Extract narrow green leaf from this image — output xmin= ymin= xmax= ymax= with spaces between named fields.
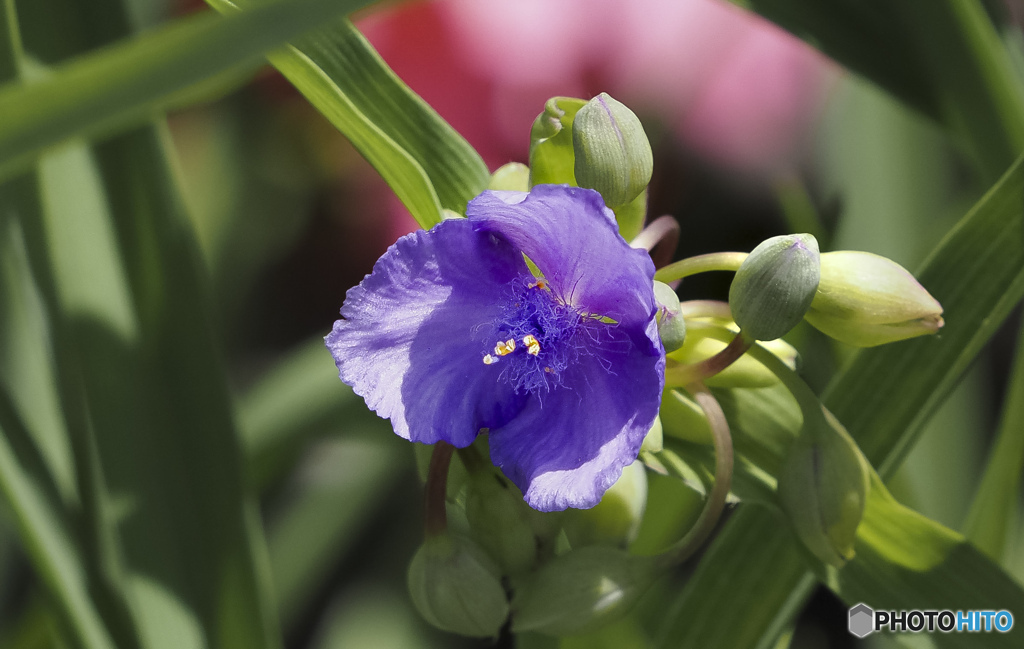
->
xmin=0 ymin=0 xmax=374 ymax=182
xmin=1 ymin=5 xmax=143 ymax=648
xmin=657 ymin=153 xmax=1024 ymax=648
xmin=963 ymin=321 xmax=1024 ymax=561
xmin=0 ymin=389 xmax=115 ymax=649
xmin=285 ymin=18 xmax=489 ymax=216
xmin=206 ymin=0 xmax=490 ymax=226
xmin=664 ymin=383 xmax=1024 ymax=648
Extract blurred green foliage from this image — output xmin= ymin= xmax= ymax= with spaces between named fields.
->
xmin=0 ymin=0 xmax=1022 ymax=648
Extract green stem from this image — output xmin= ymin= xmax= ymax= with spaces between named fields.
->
xmin=654 ymin=252 xmax=747 ymax=283
xmin=425 ymin=442 xmax=454 ymax=538
xmin=687 ymin=322 xmax=821 ymax=416
xmin=664 ymin=330 xmax=753 ymax=387
xmin=657 ymin=383 xmax=733 ymax=567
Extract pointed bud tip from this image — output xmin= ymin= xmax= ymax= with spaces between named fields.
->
xmin=805 ymin=251 xmax=945 ymax=347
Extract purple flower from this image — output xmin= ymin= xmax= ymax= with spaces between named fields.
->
xmin=326 ymin=185 xmax=664 ymax=511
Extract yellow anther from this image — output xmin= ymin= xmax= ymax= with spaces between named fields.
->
xmin=494 ymin=338 xmax=516 ymax=356
xmin=529 ymin=280 xmax=547 ymax=290
xmin=523 ymin=334 xmax=541 ymax=356
xmin=483 ymin=354 xmax=498 ymax=365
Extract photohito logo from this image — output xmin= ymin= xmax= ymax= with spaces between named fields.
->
xmin=848 ymin=603 xmax=1014 ymax=638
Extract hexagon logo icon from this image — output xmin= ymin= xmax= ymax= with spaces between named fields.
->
xmin=849 ymin=603 xmax=874 ymax=638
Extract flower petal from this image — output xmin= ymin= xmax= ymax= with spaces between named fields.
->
xmin=486 ymin=319 xmax=664 ymax=511
xmin=326 ymin=219 xmax=530 ymax=446
xmin=467 ymin=184 xmax=658 ymax=342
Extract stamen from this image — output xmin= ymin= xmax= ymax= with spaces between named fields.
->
xmin=523 ymin=334 xmax=541 ymax=356
xmin=483 ymin=354 xmax=499 ymax=365
xmin=494 ymin=338 xmax=516 ymax=356
xmin=529 ymin=280 xmax=547 ymax=290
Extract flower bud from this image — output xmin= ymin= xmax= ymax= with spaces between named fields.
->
xmin=653 ymin=281 xmax=686 ymax=353
xmin=804 ymin=251 xmax=944 ymax=347
xmin=572 ymin=93 xmax=653 ymax=208
xmin=564 ymin=460 xmax=648 ymax=548
xmin=407 ymin=533 xmax=510 ymax=637
xmin=640 ymin=416 xmax=664 ymax=454
xmin=466 ymin=468 xmax=539 ymax=575
xmin=729 ymin=234 xmax=820 ymax=341
xmin=489 ymin=162 xmax=531 ymax=192
xmin=511 ymin=547 xmax=656 ymax=635
xmin=659 ymin=389 xmax=712 ymax=445
xmin=777 ymin=408 xmax=869 ymax=567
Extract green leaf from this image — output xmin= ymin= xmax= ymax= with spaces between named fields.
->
xmin=657 ymin=152 xmax=1024 ymax=647
xmin=0 ymin=381 xmax=115 ymax=649
xmin=0 ymin=0 xmax=375 ymax=183
xmin=206 ymin=1 xmax=490 ymax=227
xmin=663 ymin=384 xmax=1024 ymax=648
xmin=963 ymin=321 xmax=1024 ymax=561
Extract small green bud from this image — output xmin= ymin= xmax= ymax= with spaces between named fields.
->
xmin=777 ymin=408 xmax=869 ymax=567
xmin=572 ymin=93 xmax=654 ymax=208
xmin=564 ymin=460 xmax=648 ymax=548
xmin=804 ymin=251 xmax=944 ymax=347
xmin=407 ymin=533 xmax=509 ymax=637
xmin=466 ymin=468 xmax=538 ymax=575
xmin=729 ymin=234 xmax=820 ymax=341
xmin=489 ymin=162 xmax=531 ymax=192
xmin=653 ymin=281 xmax=686 ymax=353
xmin=511 ymin=547 xmax=657 ymax=636
xmin=640 ymin=416 xmax=664 ymax=455
xmin=659 ymin=389 xmax=712 ymax=445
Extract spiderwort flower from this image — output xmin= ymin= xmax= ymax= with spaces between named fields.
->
xmin=326 ymin=185 xmax=664 ymax=511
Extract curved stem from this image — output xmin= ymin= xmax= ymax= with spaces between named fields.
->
xmin=424 ymin=442 xmax=455 ymax=538
xmin=689 ymin=321 xmax=821 ymax=415
xmin=664 ymin=330 xmax=753 ymax=387
xmin=657 ymin=383 xmax=734 ymax=567
xmin=631 ymin=215 xmax=680 ymax=269
xmin=654 ymin=252 xmax=748 ymax=283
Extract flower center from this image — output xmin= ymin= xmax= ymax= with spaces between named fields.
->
xmin=482 ymin=278 xmax=602 ymax=394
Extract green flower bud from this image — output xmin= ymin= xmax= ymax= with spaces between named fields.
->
xmin=407 ymin=533 xmax=509 ymax=637
xmin=564 ymin=460 xmax=648 ymax=548
xmin=804 ymin=251 xmax=944 ymax=347
xmin=466 ymin=468 xmax=539 ymax=575
xmin=653 ymin=281 xmax=686 ymax=353
xmin=729 ymin=234 xmax=820 ymax=341
xmin=640 ymin=416 xmax=664 ymax=454
xmin=572 ymin=93 xmax=653 ymax=208
xmin=659 ymin=389 xmax=712 ymax=445
xmin=777 ymin=408 xmax=869 ymax=567
xmin=489 ymin=162 xmax=531 ymax=192
xmin=511 ymin=547 xmax=657 ymax=636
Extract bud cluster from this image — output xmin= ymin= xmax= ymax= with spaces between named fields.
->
xmin=406 ymin=93 xmax=947 ymax=640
